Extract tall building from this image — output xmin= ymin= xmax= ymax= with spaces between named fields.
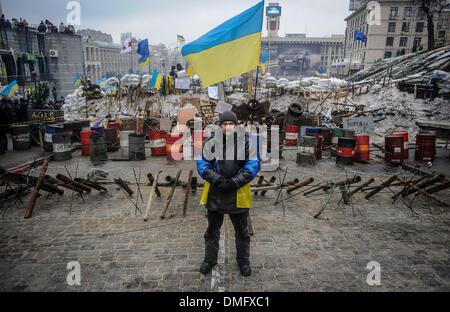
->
xmin=77 ymin=29 xmax=113 ymax=43
xmin=344 ymin=0 xmax=450 ymax=74
xmin=0 ymin=22 xmax=84 ymax=97
xmin=262 ymin=2 xmax=344 ymax=78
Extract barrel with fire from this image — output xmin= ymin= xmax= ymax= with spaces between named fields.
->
xmin=354 ymin=134 xmax=370 ymax=162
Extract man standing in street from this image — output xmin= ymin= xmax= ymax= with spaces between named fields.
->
xmin=197 ymin=111 xmax=260 ymax=277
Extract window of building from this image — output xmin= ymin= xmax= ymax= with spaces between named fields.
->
xmin=404 ymin=7 xmax=412 ymax=18
xmin=399 ymin=37 xmax=408 ymax=47
xmin=389 ymin=7 xmax=398 ymax=19
xmin=386 ymin=37 xmax=394 ymax=46
xmin=415 ymin=22 xmax=424 ymax=33
xmin=401 ymin=22 xmax=410 ymax=32
xmin=413 ymin=37 xmax=422 ymax=51
xmin=417 ymin=8 xmax=426 ymax=20
xmin=384 ymin=51 xmax=393 ymax=59
xmin=388 ymin=22 xmax=396 ymax=32
xmin=438 ymin=30 xmax=446 ymax=39
xmin=439 ymin=18 xmax=448 ymax=29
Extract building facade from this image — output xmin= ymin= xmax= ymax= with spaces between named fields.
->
xmin=262 ymin=2 xmax=345 ymax=78
xmin=344 ymin=0 xmax=450 ymax=73
xmin=0 ymin=24 xmax=84 ymax=97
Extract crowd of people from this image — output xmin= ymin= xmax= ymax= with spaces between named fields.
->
xmin=0 ymin=14 xmax=75 ymax=35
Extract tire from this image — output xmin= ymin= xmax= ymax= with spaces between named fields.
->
xmin=288 ymin=103 xmax=303 ymax=117
xmin=247 ymin=99 xmax=261 ymax=112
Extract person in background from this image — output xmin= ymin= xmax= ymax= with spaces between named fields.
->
xmin=37 ymin=21 xmax=47 ymax=33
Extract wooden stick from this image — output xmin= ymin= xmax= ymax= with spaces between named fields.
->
xmin=161 ymin=169 xmax=182 ymax=219
xmin=144 ymin=170 xmax=162 ymax=222
xmin=24 ymin=157 xmax=49 ymax=219
xmin=182 ymin=170 xmax=194 ymax=218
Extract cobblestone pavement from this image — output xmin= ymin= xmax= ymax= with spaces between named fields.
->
xmin=0 ymin=148 xmax=449 ymax=291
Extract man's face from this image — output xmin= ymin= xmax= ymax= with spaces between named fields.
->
xmin=221 ymin=121 xmax=236 ymax=136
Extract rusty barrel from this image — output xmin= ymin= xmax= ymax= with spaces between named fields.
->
xmin=321 ymin=128 xmax=333 ymax=148
xmin=415 ymin=132 xmax=436 ymax=162
xmin=336 ymin=137 xmax=356 ymax=166
xmin=392 ymin=130 xmax=409 ymax=160
xmin=355 ymin=134 xmax=370 ymax=162
xmin=385 ymin=135 xmax=404 ymax=164
xmin=80 ymin=130 xmax=96 ymax=156
xmin=297 ymin=136 xmax=316 ymax=165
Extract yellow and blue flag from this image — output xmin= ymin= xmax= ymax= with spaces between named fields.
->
xmin=73 ymin=74 xmax=82 ymax=89
xmin=149 ymin=69 xmax=164 ymax=90
xmin=1 ymin=80 xmax=19 ymax=97
xmin=181 ymin=1 xmax=264 ymax=87
xmin=177 ymin=35 xmax=185 ymax=45
xmin=315 ymin=67 xmax=328 ymax=78
xmin=137 ymin=39 xmax=151 ymax=66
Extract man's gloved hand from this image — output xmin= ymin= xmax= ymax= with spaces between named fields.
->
xmin=217 ymin=178 xmax=237 ymax=192
xmin=213 ymin=175 xmax=226 ymax=187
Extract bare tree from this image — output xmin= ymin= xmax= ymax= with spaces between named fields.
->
xmin=415 ymin=0 xmax=449 ymax=50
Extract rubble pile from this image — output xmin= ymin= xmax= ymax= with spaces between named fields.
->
xmin=349 ymin=44 xmax=450 ymax=94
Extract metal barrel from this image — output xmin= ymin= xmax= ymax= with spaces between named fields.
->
xmin=296 ymin=136 xmax=316 ymax=165
xmin=11 ymin=125 xmax=31 ymax=150
xmin=52 ymin=133 xmax=73 ymax=161
xmin=90 ymin=133 xmax=108 ymax=163
xmin=385 ymin=135 xmax=404 ymax=164
xmin=336 ymin=137 xmax=356 ymax=166
xmin=0 ymin=128 xmax=7 ymax=154
xmin=120 ymin=130 xmax=134 ymax=158
xmin=71 ymin=121 xmax=84 ymax=142
xmin=285 ymin=125 xmax=300 ymax=146
xmin=391 ymin=130 xmax=409 ymax=160
xmin=355 ymin=134 xmax=370 ymax=162
xmin=44 ymin=124 xmax=64 ymax=152
xmin=149 ymin=130 xmax=167 ymax=156
xmin=104 ymin=128 xmax=119 ymax=152
xmin=415 ymin=132 xmax=436 ymax=162
xmin=128 ymin=133 xmax=146 ymax=161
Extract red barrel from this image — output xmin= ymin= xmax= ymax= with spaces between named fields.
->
xmin=355 ymin=134 xmax=370 ymax=161
xmin=285 ymin=125 xmax=299 ymax=146
xmin=392 ymin=130 xmax=409 ymax=160
xmin=107 ymin=121 xmax=121 ymax=134
xmin=415 ymin=133 xmax=436 ymax=162
xmin=336 ymin=137 xmax=356 ymax=166
xmin=166 ymin=132 xmax=184 ymax=161
xmin=385 ymin=135 xmax=404 ymax=164
xmin=149 ymin=130 xmax=167 ymax=156
xmin=80 ymin=130 xmax=96 ymax=156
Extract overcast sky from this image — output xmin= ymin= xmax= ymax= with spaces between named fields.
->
xmin=1 ymin=0 xmax=349 ymax=46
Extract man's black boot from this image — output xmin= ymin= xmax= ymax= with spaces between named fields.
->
xmin=239 ymin=264 xmax=251 ymax=277
xmin=200 ymin=262 xmax=216 ymax=275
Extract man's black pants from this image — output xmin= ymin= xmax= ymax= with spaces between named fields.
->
xmin=204 ymin=210 xmax=250 ymax=266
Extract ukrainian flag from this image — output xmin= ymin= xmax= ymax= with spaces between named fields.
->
xmin=1 ymin=80 xmax=19 ymax=97
xmin=181 ymin=1 xmax=264 ymax=87
xmin=73 ymin=74 xmax=82 ymax=89
xmin=315 ymin=67 xmax=328 ymax=78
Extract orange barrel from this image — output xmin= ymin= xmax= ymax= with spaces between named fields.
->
xmin=392 ymin=130 xmax=409 ymax=160
xmin=193 ymin=130 xmax=206 ymax=159
xmin=166 ymin=132 xmax=184 ymax=161
xmin=285 ymin=125 xmax=300 ymax=146
xmin=80 ymin=130 xmax=96 ymax=156
xmin=415 ymin=132 xmax=436 ymax=162
xmin=149 ymin=130 xmax=167 ymax=156
xmin=336 ymin=137 xmax=356 ymax=166
xmin=385 ymin=135 xmax=404 ymax=164
xmin=355 ymin=134 xmax=370 ymax=161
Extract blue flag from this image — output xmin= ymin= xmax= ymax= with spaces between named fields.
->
xmin=354 ymin=30 xmax=367 ymax=43
xmin=137 ymin=39 xmax=151 ymax=65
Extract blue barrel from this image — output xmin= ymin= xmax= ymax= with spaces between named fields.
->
xmin=305 ymin=127 xmax=322 ymax=137
xmin=44 ymin=124 xmax=64 ymax=152
xmin=91 ymin=126 xmax=104 ymax=134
